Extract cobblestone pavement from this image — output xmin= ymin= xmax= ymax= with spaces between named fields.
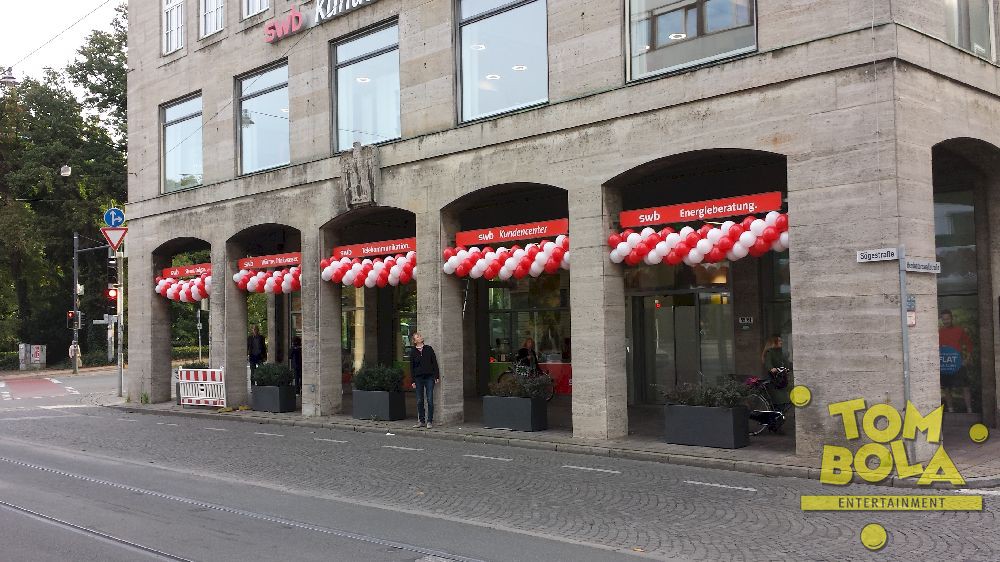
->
xmin=0 ymin=404 xmax=996 ymax=561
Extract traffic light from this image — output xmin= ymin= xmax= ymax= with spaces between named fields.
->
xmin=105 ymin=284 xmax=119 ymax=303
xmin=66 ymin=310 xmax=79 ymax=330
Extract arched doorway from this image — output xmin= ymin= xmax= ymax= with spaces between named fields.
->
xmin=605 ymin=149 xmax=792 ymax=444
xmin=441 ymin=183 xmax=571 ymax=429
xmin=932 ymin=138 xmax=1000 ymax=427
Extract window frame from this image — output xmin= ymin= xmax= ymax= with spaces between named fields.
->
xmin=200 ymin=0 xmax=225 ymax=38
xmin=161 ymin=93 xmax=204 ymax=194
xmin=236 ymin=61 xmax=290 ymax=175
xmin=456 ymin=0 xmax=550 ymax=123
xmin=625 ymin=0 xmax=758 ymax=82
xmin=947 ymin=0 xmax=997 ymax=61
xmin=332 ymin=21 xmax=402 ymax=153
xmin=163 ymin=0 xmax=185 ymax=55
xmin=243 ymin=0 xmax=269 ymax=19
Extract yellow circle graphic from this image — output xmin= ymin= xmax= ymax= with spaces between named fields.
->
xmin=860 ymin=523 xmax=888 ymax=551
xmin=789 ymin=385 xmax=812 ymax=407
xmin=969 ymin=423 xmax=990 ymax=444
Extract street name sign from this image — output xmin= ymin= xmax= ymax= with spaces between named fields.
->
xmin=857 ymin=248 xmax=898 ymax=263
xmin=904 ymin=259 xmax=941 ymax=274
xmin=101 ymin=227 xmax=128 ymax=251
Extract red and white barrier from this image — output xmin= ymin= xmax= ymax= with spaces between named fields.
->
xmin=154 ymin=273 xmax=212 ymax=302
xmin=441 ymin=235 xmax=570 ymax=280
xmin=320 ymin=252 xmax=417 ymax=288
xmin=178 ymin=368 xmax=226 ymax=407
xmin=608 ymin=212 xmax=789 ymax=267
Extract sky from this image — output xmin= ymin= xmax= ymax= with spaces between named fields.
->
xmin=1 ymin=0 xmax=121 ymax=82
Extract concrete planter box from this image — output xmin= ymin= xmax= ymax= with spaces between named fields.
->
xmin=251 ymin=385 xmax=297 ymax=413
xmin=482 ymin=396 xmax=548 ymax=432
xmin=663 ymin=404 xmax=749 ymax=449
xmin=353 ymin=390 xmax=406 ymax=421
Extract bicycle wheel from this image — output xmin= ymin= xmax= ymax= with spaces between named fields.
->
xmin=745 ymin=392 xmax=770 ymax=436
xmin=497 ymin=369 xmax=514 ymax=385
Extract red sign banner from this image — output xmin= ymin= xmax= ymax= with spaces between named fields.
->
xmin=455 ymin=219 xmax=568 ymax=247
xmin=238 ymin=252 xmax=301 ymax=270
xmin=332 ymin=237 xmax=416 ymax=259
xmin=162 ymin=263 xmax=212 ymax=278
xmin=619 ymin=192 xmax=783 ymax=228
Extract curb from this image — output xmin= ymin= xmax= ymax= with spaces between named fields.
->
xmin=105 ymin=404 xmax=1000 ymax=489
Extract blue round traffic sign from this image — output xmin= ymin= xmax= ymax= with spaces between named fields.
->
xmin=104 ymin=207 xmax=125 ymax=227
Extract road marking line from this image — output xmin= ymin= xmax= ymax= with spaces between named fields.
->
xmin=683 ymin=480 xmax=757 ymax=492
xmin=958 ymin=489 xmax=1000 ymax=496
xmin=314 ymin=438 xmax=348 ymax=443
xmin=47 ymin=379 xmax=61 ymax=384
xmin=155 ymin=422 xmax=179 ymax=426
xmin=117 ymin=418 xmax=137 ymax=422
xmin=38 ymin=405 xmax=97 ymax=409
xmin=382 ymin=445 xmax=423 ymax=451
xmin=0 ymin=381 xmax=6 ymax=387
xmin=14 ymin=397 xmax=20 ymax=400
xmin=31 ymin=397 xmax=43 ymax=399
xmin=254 ymin=432 xmax=284 ymax=437
xmin=464 ymin=454 xmax=513 ymax=462
xmin=562 ymin=465 xmax=621 ymax=474
xmin=204 ymin=427 xmax=227 ymax=431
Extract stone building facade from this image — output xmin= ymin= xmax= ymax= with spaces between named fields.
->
xmin=128 ymin=0 xmax=1000 ymax=456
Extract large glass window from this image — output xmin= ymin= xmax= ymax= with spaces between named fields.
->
xmin=244 ymin=0 xmax=269 ymax=18
xmin=460 ymin=0 xmax=548 ymax=121
xmin=163 ymin=96 xmax=203 ymax=193
xmin=335 ymin=25 xmax=401 ymax=150
xmin=629 ymin=0 xmax=756 ymax=79
xmin=946 ymin=0 xmax=994 ymax=61
xmin=201 ymin=0 xmax=225 ymax=37
xmin=163 ymin=0 xmax=185 ymax=54
xmin=239 ymin=64 xmax=290 ymax=174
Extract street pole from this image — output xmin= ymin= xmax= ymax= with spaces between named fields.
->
xmin=197 ymin=307 xmax=203 ymax=362
xmin=73 ymin=232 xmax=79 ymax=375
xmin=117 ymin=247 xmax=124 ymax=397
xmin=897 ymin=245 xmax=914 ymax=460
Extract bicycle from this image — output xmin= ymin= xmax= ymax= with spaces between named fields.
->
xmin=744 ymin=368 xmax=791 ymax=436
xmin=496 ymin=358 xmax=555 ymax=401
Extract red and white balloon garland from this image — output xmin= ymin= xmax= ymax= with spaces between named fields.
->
xmin=154 ymin=273 xmax=212 ymax=302
xmin=441 ymin=235 xmax=570 ymax=280
xmin=320 ymin=252 xmax=417 ymax=288
xmin=232 ymin=267 xmax=302 ymax=293
xmin=608 ymin=212 xmax=789 ymax=266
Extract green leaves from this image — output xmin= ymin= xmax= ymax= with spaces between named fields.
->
xmin=353 ymin=364 xmax=405 ymax=392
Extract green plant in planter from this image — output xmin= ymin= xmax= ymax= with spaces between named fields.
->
xmin=658 ymin=379 xmax=750 ymax=408
xmin=182 ymin=360 xmax=210 ymax=369
xmin=488 ymin=371 xmax=554 ymax=400
xmin=353 ymin=364 xmax=404 ymax=392
xmin=251 ymin=362 xmax=294 ymax=387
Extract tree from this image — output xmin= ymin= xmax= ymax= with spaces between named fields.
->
xmin=66 ymin=4 xmax=128 ymax=146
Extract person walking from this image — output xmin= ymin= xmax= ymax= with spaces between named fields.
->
xmin=68 ymin=341 xmax=83 ymax=369
xmin=761 ymin=335 xmax=792 ymax=406
xmin=409 ymin=332 xmax=439 ymax=428
xmin=247 ymin=325 xmax=266 ymax=373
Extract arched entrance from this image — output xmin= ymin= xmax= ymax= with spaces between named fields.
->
xmin=441 ymin=183 xmax=571 ymax=429
xmin=932 ymin=138 xmax=1000 ymax=427
xmin=319 ymin=207 xmax=417 ymax=414
xmin=226 ymin=223 xmax=302 ymax=408
xmin=605 ymin=149 xmax=793 ymax=445
xmin=141 ymin=237 xmax=212 ymax=403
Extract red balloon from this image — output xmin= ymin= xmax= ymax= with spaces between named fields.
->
xmin=698 ymin=225 xmax=712 ymax=237
xmin=403 ymin=263 xmax=414 ymax=275
xmin=456 ymin=264 xmax=470 ymax=277
xmin=646 ymin=233 xmax=661 ymax=246
xmin=331 ymin=271 xmax=344 ymax=283
xmin=399 ymin=270 xmax=412 ymax=284
xmin=659 ymin=227 xmax=674 ymax=237
xmin=483 ymin=246 xmax=494 ymax=254
xmin=685 ymin=232 xmax=701 ymax=247
xmin=514 ymin=265 xmax=528 ymax=279
xmin=752 ymin=238 xmax=769 ymax=254
xmin=674 ymin=242 xmax=689 ymax=256
xmin=376 ymin=276 xmax=388 ymax=288
xmin=544 ymin=259 xmax=560 ymax=274
xmin=456 ymin=245 xmax=467 ymax=252
xmin=707 ymin=248 xmax=724 ymax=263
xmin=717 ymin=236 xmax=734 ymax=252
xmin=551 ymin=247 xmax=564 ymax=261
xmin=635 ymin=242 xmax=650 ymax=257
xmin=761 ymin=226 xmax=779 ymax=243
xmin=608 ymin=233 xmax=622 ymax=249
xmin=729 ymin=225 xmax=744 ymax=239
xmin=527 ymin=246 xmax=539 ymax=258
xmin=320 ymin=259 xmax=330 ymax=269
xmin=622 ymin=229 xmax=635 ymax=237
xmin=257 ymin=282 xmax=267 ymax=293
xmin=443 ymin=248 xmax=455 ymax=260
xmin=775 ymin=214 xmax=789 ymax=231
xmin=665 ymin=251 xmax=682 ymax=266
xmin=625 ymin=251 xmax=642 ymax=266
xmin=561 ymin=237 xmax=570 ymax=249
xmin=291 ymin=278 xmax=301 ymax=291
xmin=742 ymin=216 xmax=756 ymax=229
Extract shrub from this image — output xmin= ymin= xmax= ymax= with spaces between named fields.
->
xmin=0 ymin=351 xmax=19 ymax=371
xmin=353 ymin=364 xmax=404 ymax=392
xmin=488 ymin=376 xmax=524 ymax=398
xmin=658 ymin=379 xmax=751 ymax=409
xmin=488 ymin=368 xmax=553 ymax=400
xmin=251 ymin=363 xmax=293 ymax=387
xmin=181 ymin=360 xmax=210 ymax=369
xmin=171 ymin=346 xmax=202 ymax=360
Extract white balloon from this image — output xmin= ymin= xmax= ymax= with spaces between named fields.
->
xmin=508 ymin=249 xmax=522 ymax=260
xmin=498 ymin=268 xmax=512 ymax=280
xmin=406 ymin=251 xmax=415 ymax=260
xmin=529 ymin=262 xmax=543 ymax=277
xmin=442 ymin=262 xmax=455 ymax=274
xmin=232 ymin=272 xmax=241 ymax=282
xmin=468 ymin=247 xmax=480 ymax=254
xmin=679 ymin=226 xmax=694 ymax=238
xmin=771 ymin=240 xmax=785 ymax=252
xmin=726 ymin=250 xmax=737 ymax=261
xmin=271 ymin=270 xmax=282 ymax=278
xmin=765 ymin=211 xmax=780 ymax=226
xmin=696 ymin=239 xmax=712 ymax=254
xmin=609 ymin=250 xmax=623 ymax=263
xmin=721 ymin=221 xmax=736 ymax=233
xmin=655 ymin=241 xmax=669 ymax=256
xmin=555 ymin=235 xmax=566 ymax=246
xmin=542 ymin=242 xmax=556 ymax=253
xmin=374 ymin=261 xmax=385 ymax=271
xmin=505 ymin=257 xmax=518 ymax=270
xmin=364 ymin=277 xmax=376 ymax=288
xmin=750 ymin=219 xmax=766 ymax=236
xmin=469 ymin=268 xmax=483 ymax=279
xmin=282 ymin=280 xmax=293 ymax=293
xmin=367 ymin=270 xmax=378 ymax=282
xmin=362 ymin=259 xmax=372 ymax=266
xmin=732 ymin=242 xmax=749 ymax=259
xmin=389 ymin=273 xmax=400 ymax=284
xmin=779 ymin=231 xmax=789 ymax=247
xmin=616 ymin=241 xmax=630 ymax=255
xmin=664 ymin=233 xmax=681 ymax=248
xmin=739 ymin=231 xmax=757 ymax=247
xmin=706 ymin=228 xmax=723 ymax=245
xmin=246 ymin=278 xmax=258 ymax=292
xmin=343 ymin=271 xmax=356 ymax=285
xmin=339 ymin=257 xmax=351 ymax=264
xmin=457 ymin=250 xmax=469 ymax=261
xmin=485 ymin=252 xmax=497 ymax=262
xmin=534 ymin=252 xmax=547 ymax=265
xmin=687 ymin=249 xmax=704 ymax=264
xmin=626 ymin=233 xmax=641 ymax=248
xmin=562 ymin=251 xmax=570 ymax=267
xmin=646 ymin=251 xmax=663 ymax=265
xmin=321 ymin=268 xmax=334 ymax=281
xmin=640 ymin=227 xmax=655 ymax=238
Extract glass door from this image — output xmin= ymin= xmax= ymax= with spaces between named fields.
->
xmin=698 ymin=291 xmax=734 ymax=385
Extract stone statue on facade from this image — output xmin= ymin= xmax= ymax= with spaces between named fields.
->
xmin=341 ymin=141 xmax=380 ymax=209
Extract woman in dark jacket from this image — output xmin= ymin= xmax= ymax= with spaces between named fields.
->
xmin=409 ymin=332 xmax=440 ymax=428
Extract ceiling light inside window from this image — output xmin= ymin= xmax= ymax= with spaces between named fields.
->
xmin=486 ymin=74 xmax=501 ymax=80
xmin=356 ymin=77 xmax=371 ymax=83
xmin=511 ymin=65 xmax=527 ymax=71
xmin=668 ymin=33 xmax=687 ymax=40
xmin=471 ymin=44 xmax=486 ymax=50
xmin=280 ymin=108 xmax=289 ymax=113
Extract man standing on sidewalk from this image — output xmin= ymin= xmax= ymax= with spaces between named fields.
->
xmin=247 ymin=325 xmax=266 ymax=373
xmin=409 ymin=332 xmax=439 ymax=428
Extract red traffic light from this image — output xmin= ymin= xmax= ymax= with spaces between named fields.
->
xmin=105 ymin=287 xmax=119 ymax=301
xmin=67 ymin=311 xmax=76 ymax=319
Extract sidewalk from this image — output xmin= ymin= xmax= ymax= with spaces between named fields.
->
xmin=0 ymin=365 xmax=120 ymax=380
xmin=110 ymin=400 xmax=1000 ymax=489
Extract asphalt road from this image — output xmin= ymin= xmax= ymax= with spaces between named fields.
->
xmin=0 ymin=371 xmax=997 ymax=561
